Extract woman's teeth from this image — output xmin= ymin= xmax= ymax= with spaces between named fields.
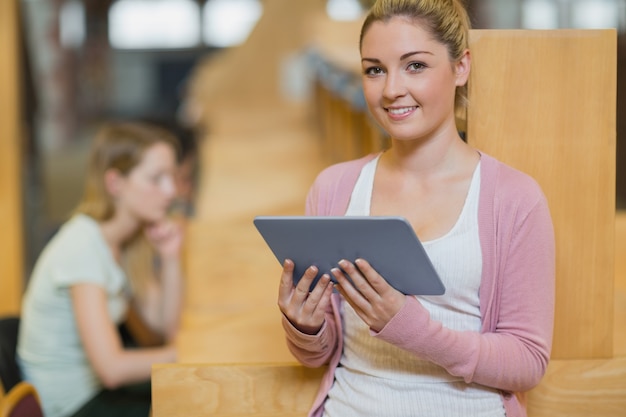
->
xmin=387 ymin=106 xmax=416 ymax=115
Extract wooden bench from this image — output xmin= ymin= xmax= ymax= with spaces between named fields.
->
xmin=152 ymin=363 xmax=326 ymax=417
xmin=527 ymin=357 xmax=626 ymax=416
xmin=152 ymin=358 xmax=626 ymax=417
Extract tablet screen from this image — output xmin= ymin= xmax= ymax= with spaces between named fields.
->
xmin=253 ymin=216 xmax=445 ymax=295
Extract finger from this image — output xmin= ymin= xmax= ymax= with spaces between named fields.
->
xmin=317 ymin=279 xmax=334 ymax=310
xmin=337 ymin=260 xmax=375 ymax=299
xmin=292 ymin=265 xmax=319 ymax=301
xmin=299 ymin=277 xmax=333 ymax=333
xmin=300 ymin=274 xmax=332 ymax=316
xmin=278 ymin=259 xmax=296 ymax=300
xmin=146 ymin=222 xmax=173 ymax=241
xmin=330 ymin=267 xmax=352 ymax=291
xmin=333 ymin=280 xmax=367 ymax=318
xmin=354 ymin=258 xmax=388 ymax=294
xmin=331 ymin=266 xmax=368 ymax=306
xmin=309 ymin=278 xmax=335 ymax=321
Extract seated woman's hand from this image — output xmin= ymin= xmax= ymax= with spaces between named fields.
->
xmin=145 ymin=219 xmax=184 ymax=259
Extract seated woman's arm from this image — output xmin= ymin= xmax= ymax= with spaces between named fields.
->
xmin=131 ymin=220 xmax=185 ymax=343
xmin=71 ymin=283 xmax=176 ymax=389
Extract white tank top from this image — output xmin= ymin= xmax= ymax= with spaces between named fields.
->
xmin=323 ymin=155 xmax=505 ymax=417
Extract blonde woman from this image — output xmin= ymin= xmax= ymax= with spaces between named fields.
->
xmin=277 ymin=1 xmax=555 ymax=416
xmin=18 ymin=122 xmax=184 ymax=417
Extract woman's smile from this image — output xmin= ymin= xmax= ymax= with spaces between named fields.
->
xmin=385 ymin=105 xmax=418 ymax=119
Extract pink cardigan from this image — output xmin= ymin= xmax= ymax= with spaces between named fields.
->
xmin=281 ymin=152 xmax=556 ymax=417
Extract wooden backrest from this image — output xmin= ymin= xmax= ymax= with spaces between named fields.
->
xmin=466 ymin=29 xmax=617 ymax=359
xmin=152 ymin=363 xmax=326 ymax=417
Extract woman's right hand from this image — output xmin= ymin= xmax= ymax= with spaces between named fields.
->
xmin=277 ymin=259 xmax=334 ymax=335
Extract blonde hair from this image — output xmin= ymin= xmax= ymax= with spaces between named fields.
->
xmin=75 ymin=122 xmax=179 ymax=298
xmin=359 ymin=0 xmax=471 ymax=111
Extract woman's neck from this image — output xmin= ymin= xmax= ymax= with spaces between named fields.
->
xmin=382 ymin=132 xmax=475 ymax=179
xmin=99 ymin=213 xmax=141 ymax=259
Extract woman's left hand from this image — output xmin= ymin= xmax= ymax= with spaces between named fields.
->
xmin=145 ymin=219 xmax=184 ymax=259
xmin=332 ymin=259 xmax=406 ymax=333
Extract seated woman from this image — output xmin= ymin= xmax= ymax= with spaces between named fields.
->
xmin=17 ymin=121 xmax=185 ymax=417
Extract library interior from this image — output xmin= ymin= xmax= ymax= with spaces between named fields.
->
xmin=1 ymin=1 xmax=626 ymax=416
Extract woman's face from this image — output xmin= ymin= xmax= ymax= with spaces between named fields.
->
xmin=115 ymin=142 xmax=177 ymax=223
xmin=360 ymin=17 xmax=469 ymax=143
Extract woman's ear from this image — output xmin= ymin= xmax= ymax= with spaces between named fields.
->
xmin=455 ymin=49 xmax=471 ymax=87
xmin=104 ymin=168 xmax=123 ymax=197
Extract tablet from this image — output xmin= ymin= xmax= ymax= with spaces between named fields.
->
xmin=253 ymin=216 xmax=445 ymax=295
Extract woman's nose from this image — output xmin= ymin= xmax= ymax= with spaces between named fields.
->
xmin=383 ymin=72 xmax=406 ymax=99
xmin=162 ymin=176 xmax=177 ymax=199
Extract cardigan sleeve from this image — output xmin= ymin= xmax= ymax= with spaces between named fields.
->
xmin=374 ymin=191 xmax=555 ymax=393
xmin=281 ymin=297 xmax=340 ymax=368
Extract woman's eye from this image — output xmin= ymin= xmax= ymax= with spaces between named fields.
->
xmin=364 ymin=66 xmax=384 ymax=76
xmin=150 ymin=174 xmax=164 ymax=184
xmin=408 ymin=62 xmax=426 ymax=72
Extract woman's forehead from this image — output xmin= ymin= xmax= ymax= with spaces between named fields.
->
xmin=134 ymin=142 xmax=176 ymax=169
xmin=361 ymin=18 xmax=443 ymax=57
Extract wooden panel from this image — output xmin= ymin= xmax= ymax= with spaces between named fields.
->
xmin=467 ymin=30 xmax=616 ymax=359
xmin=176 ymin=306 xmax=293 ymax=364
xmin=151 ymin=358 xmax=626 ymax=417
xmin=176 ymin=105 xmax=324 ymax=365
xmin=615 ymin=212 xmax=626 ymax=357
xmin=615 ymin=213 xmax=626 ymax=293
xmin=527 ymin=357 xmax=626 ymax=417
xmin=152 ymin=363 xmax=326 ymax=417
xmin=0 ymin=0 xmax=23 ymax=315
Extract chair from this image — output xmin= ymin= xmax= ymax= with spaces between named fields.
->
xmin=0 ymin=317 xmax=21 ymax=394
xmin=0 ymin=381 xmax=44 ymax=417
xmin=0 ymin=317 xmax=44 ymax=417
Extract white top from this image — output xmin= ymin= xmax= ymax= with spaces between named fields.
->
xmin=323 ymin=155 xmax=506 ymax=417
xmin=17 ymin=214 xmax=131 ymax=417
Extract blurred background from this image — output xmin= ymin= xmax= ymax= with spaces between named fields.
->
xmin=6 ymin=0 xmax=626 ymax=274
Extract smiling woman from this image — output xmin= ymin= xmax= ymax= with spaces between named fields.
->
xmin=277 ymin=1 xmax=555 ymax=417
